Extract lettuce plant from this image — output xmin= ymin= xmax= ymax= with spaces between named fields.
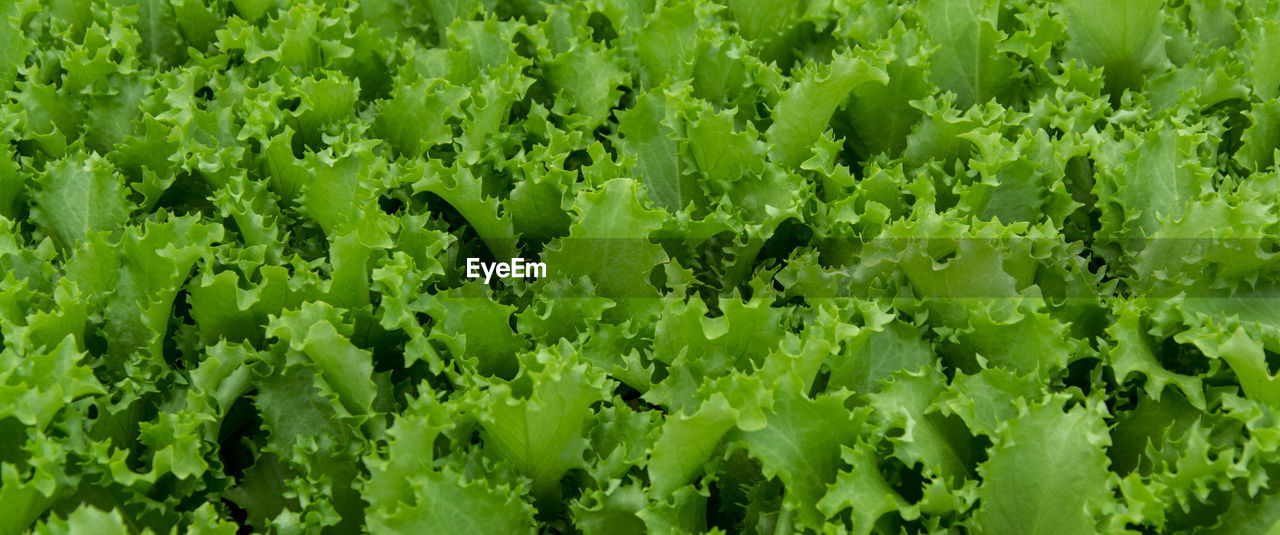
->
xmin=4 ymin=0 xmax=1280 ymax=533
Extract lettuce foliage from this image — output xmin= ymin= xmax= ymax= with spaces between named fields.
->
xmin=5 ymin=0 xmax=1280 ymax=533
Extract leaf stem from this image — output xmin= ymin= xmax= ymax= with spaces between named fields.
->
xmin=773 ymin=504 xmax=794 ymax=535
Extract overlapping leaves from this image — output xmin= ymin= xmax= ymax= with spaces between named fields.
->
xmin=4 ymin=0 xmax=1280 ymax=533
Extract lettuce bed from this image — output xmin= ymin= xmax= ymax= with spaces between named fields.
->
xmin=5 ymin=0 xmax=1280 ymax=533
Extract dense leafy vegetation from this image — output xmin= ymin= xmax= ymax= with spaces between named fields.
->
xmin=5 ymin=0 xmax=1280 ymax=533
